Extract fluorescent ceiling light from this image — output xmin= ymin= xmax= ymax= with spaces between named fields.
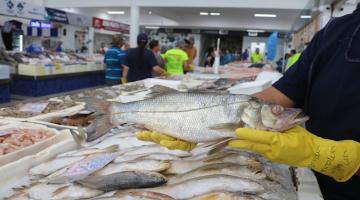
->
xmin=145 ymin=26 xmax=160 ymax=29
xmin=254 ymin=14 xmax=277 ymax=18
xmin=210 ymin=12 xmax=221 ymax=16
xmin=247 ymin=29 xmax=265 ymax=33
xmin=300 ymin=15 xmax=312 ymax=19
xmin=200 ymin=12 xmax=209 ymax=16
xmin=107 ymin=11 xmax=125 ymax=15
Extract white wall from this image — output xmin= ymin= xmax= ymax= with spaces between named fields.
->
xmin=242 ymin=36 xmax=285 ymax=61
xmin=59 ymin=25 xmax=88 ymax=51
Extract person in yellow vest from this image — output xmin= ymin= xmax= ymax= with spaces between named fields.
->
xmin=163 ymin=41 xmax=189 ymax=75
xmin=251 ymin=48 xmax=264 ymax=63
xmin=286 ymin=49 xmax=301 ymax=70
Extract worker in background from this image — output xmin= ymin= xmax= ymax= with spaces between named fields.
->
xmin=123 ymin=33 xmax=166 ymax=82
xmin=184 ymin=37 xmax=197 ymax=73
xmin=163 ymin=40 xmax=189 ymax=75
xmin=251 ymin=48 xmax=264 ymax=63
xmin=222 ymin=49 xmax=232 ymax=65
xmin=149 ymin=40 xmax=165 ymax=69
xmin=55 ymin=41 xmax=63 ymax=52
xmin=242 ymin=48 xmax=249 ymax=61
xmin=103 ymin=35 xmax=127 ymax=86
xmin=136 ymin=3 xmax=360 ymax=199
xmin=99 ymin=43 xmax=106 ymax=54
xmin=122 ymin=43 xmax=130 ymax=51
xmin=286 ymin=49 xmax=301 ymax=70
xmin=203 ymin=46 xmax=215 ymax=67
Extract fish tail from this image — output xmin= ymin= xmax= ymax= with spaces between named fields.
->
xmin=84 ymin=98 xmax=115 ymax=142
xmin=208 ymin=138 xmax=235 ymax=155
xmin=70 ymin=127 xmax=87 ymax=146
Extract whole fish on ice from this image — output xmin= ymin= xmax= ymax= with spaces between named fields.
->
xmin=77 ymin=86 xmax=308 ymax=143
xmin=42 ymin=145 xmax=118 ymax=183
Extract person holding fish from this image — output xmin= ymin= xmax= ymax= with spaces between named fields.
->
xmin=137 ymin=4 xmax=360 ymax=200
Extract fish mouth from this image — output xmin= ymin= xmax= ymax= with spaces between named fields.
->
xmin=290 ymin=110 xmax=309 ymax=124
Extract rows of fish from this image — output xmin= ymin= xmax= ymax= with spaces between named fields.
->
xmin=0 ymin=98 xmax=78 ymax=118
xmin=6 ymin=126 xmax=297 ymax=200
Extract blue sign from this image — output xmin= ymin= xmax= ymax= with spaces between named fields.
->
xmin=267 ymin=32 xmax=278 ymax=61
xmin=30 ymin=20 xmax=52 ymax=28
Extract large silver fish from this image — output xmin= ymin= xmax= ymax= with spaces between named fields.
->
xmin=78 ymin=86 xmax=308 ymax=143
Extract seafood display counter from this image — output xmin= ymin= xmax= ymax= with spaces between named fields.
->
xmin=10 ymin=70 xmax=106 ymax=97
xmin=0 ymin=79 xmax=10 ymax=103
xmin=0 ymin=74 xmax=324 ymax=200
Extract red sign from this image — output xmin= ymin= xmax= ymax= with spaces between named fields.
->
xmin=92 ymin=17 xmax=129 ymax=33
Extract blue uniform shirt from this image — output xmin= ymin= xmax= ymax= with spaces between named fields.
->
xmin=125 ymin=48 xmax=158 ymax=82
xmin=273 ymin=6 xmax=360 ymax=200
xmin=104 ymin=46 xmax=127 ymax=80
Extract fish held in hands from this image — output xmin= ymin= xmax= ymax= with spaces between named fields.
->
xmin=80 ymin=86 xmax=308 ymax=143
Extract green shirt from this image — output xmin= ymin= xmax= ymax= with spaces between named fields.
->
xmin=164 ymin=48 xmax=188 ymax=75
xmin=286 ymin=52 xmax=301 ymax=70
xmin=251 ymin=52 xmax=264 ymax=63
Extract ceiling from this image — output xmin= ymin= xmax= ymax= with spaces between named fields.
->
xmin=51 ymin=0 xmax=337 ymax=32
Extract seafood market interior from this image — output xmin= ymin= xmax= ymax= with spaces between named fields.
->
xmin=1 ymin=0 xmax=360 ymax=199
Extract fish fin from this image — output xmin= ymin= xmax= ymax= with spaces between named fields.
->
xmin=70 ymin=128 xmax=87 ymax=146
xmin=84 ymin=98 xmax=115 ymax=142
xmin=208 ymin=123 xmax=244 ymax=131
xmin=208 ymin=138 xmax=235 ymax=155
xmin=52 ymin=185 xmax=69 ymax=197
xmin=87 ymin=113 xmax=114 ymax=142
xmin=84 ymin=98 xmax=110 ymax=115
xmin=146 ymin=85 xmax=178 ymax=98
xmin=98 ymin=144 xmax=119 ymax=154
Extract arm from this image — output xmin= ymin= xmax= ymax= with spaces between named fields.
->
xmin=253 ymin=87 xmax=295 ymax=108
xmin=122 ymin=65 xmax=129 ymax=79
xmin=152 ymin=65 xmax=166 ymax=75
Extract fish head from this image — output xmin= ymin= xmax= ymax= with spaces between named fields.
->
xmin=260 ymin=104 xmax=309 ymax=131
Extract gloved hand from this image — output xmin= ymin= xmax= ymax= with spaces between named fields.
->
xmin=121 ymin=77 xmax=127 ymax=84
xmin=229 ymin=126 xmax=360 ymax=182
xmin=136 ymin=131 xmax=197 ymax=151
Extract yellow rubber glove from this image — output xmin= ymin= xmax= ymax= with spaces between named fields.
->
xmin=136 ymin=131 xmax=197 ymax=151
xmin=229 ymin=126 xmax=360 ymax=182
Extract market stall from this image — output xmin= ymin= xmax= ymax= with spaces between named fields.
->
xmin=0 ymin=50 xmax=106 ymax=97
xmin=0 ymin=67 xmax=324 ymax=199
xmin=0 ymin=64 xmax=10 ymax=103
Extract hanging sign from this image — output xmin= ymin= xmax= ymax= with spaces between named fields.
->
xmin=0 ymin=0 xmax=46 ymax=20
xmin=93 ymin=17 xmax=129 ymax=33
xmin=67 ymin=12 xmax=92 ymax=27
xmin=45 ymin=7 xmax=68 ymax=24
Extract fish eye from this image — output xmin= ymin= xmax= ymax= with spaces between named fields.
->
xmin=271 ymin=105 xmax=284 ymax=115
